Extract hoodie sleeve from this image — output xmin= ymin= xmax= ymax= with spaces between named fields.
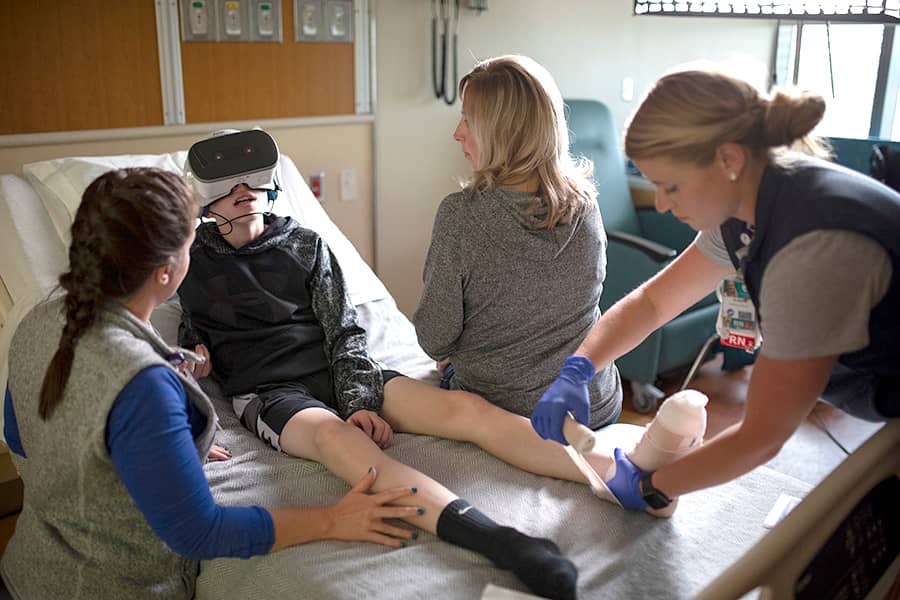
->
xmin=307 ymin=236 xmax=383 ymax=418
xmin=413 ymin=197 xmax=467 ymax=360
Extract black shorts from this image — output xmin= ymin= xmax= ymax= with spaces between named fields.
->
xmin=232 ymin=369 xmax=404 ymax=451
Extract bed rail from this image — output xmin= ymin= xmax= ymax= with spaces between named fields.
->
xmin=696 ymin=418 xmax=900 ymax=599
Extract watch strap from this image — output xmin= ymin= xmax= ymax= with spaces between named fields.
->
xmin=639 ymin=472 xmax=672 ymax=510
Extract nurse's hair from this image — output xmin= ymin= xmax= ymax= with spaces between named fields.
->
xmin=39 ymin=168 xmax=197 ymax=420
xmin=459 ymin=54 xmax=595 ymax=229
xmin=624 ymin=68 xmax=830 ymax=165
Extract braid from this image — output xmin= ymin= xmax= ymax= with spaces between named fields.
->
xmin=38 ymin=195 xmax=108 ymax=419
xmin=37 ymin=167 xmax=197 ymax=420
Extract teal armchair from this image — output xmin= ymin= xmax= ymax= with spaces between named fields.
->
xmin=565 ymin=99 xmax=719 ymax=412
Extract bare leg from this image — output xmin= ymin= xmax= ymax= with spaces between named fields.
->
xmin=279 ymin=407 xmax=579 ymax=599
xmin=380 ymin=377 xmax=613 ymax=483
xmin=280 ymin=407 xmax=454 ymax=533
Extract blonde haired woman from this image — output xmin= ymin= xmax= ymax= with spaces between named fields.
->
xmin=532 ymin=67 xmax=900 ymax=512
xmin=413 ymin=54 xmax=622 ymax=433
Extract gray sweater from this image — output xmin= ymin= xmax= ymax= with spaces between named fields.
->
xmin=414 ymin=187 xmax=621 ymax=427
xmin=2 ymin=298 xmax=216 ymax=600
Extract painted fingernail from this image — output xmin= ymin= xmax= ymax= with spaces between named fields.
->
xmin=411 ymin=532 xmax=419 ymax=540
xmin=417 ymin=507 xmax=425 ymax=515
xmin=368 ymin=466 xmax=373 ymax=473
xmin=411 ymin=487 xmax=418 ymax=494
xmin=401 ymin=541 xmax=408 ymax=548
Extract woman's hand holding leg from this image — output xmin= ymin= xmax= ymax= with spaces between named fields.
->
xmin=268 ymin=468 xmax=419 ymax=551
xmin=326 ymin=467 xmax=421 ymax=546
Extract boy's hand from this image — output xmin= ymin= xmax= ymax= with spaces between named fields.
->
xmin=183 ymin=344 xmax=212 ymax=379
xmin=436 ymin=359 xmax=450 ymax=375
xmin=207 ymin=444 xmax=232 ymax=462
xmin=347 ymin=410 xmax=394 ymax=449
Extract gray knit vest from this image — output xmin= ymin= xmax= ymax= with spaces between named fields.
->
xmin=1 ymin=298 xmax=217 ymax=600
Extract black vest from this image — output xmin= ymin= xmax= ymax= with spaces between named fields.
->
xmin=721 ymin=159 xmax=900 ymax=417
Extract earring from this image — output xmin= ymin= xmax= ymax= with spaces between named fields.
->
xmin=729 ymin=172 xmax=737 ymax=182
xmin=161 ymin=274 xmax=170 ymax=285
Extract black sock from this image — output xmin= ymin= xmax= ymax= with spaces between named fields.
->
xmin=436 ymin=499 xmax=578 ymax=600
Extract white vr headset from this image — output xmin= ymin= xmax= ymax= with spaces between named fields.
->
xmin=185 ymin=129 xmax=282 ymax=214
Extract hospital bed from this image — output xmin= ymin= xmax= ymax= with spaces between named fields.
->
xmin=0 ymin=149 xmax=896 ymax=599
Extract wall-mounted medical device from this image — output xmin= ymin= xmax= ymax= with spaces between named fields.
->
xmin=295 ymin=0 xmax=354 ymax=42
xmin=180 ymin=0 xmax=283 ymax=42
xmin=430 ymin=0 xmax=486 ymax=105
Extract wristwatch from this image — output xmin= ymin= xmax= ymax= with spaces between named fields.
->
xmin=639 ymin=472 xmax=672 ymax=509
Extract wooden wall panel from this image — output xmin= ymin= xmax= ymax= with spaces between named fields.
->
xmin=180 ymin=1 xmax=355 ymax=123
xmin=0 ymin=1 xmax=163 ymax=135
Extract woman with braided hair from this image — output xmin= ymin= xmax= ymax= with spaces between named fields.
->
xmin=1 ymin=168 xmax=421 ymax=600
xmin=532 ymin=66 xmax=900 ymax=513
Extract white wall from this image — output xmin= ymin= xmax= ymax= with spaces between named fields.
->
xmin=374 ymin=0 xmax=776 ymax=315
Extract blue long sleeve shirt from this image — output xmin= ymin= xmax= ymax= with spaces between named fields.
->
xmin=4 ymin=366 xmax=274 ymax=560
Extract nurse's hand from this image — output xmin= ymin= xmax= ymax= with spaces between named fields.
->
xmin=606 ymin=448 xmax=648 ymax=511
xmin=530 ymin=356 xmax=595 ymax=444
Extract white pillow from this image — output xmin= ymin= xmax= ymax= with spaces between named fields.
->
xmin=21 ymin=153 xmax=389 ymax=307
xmin=24 ymin=153 xmax=189 ymax=246
xmin=0 ymin=175 xmax=67 ymax=305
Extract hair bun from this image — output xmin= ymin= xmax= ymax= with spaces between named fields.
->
xmin=762 ymin=89 xmax=826 ymax=147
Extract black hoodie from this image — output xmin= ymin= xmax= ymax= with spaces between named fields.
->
xmin=178 ymin=215 xmax=382 ymax=417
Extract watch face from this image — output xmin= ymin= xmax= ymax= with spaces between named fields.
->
xmin=644 ymin=491 xmax=670 ymax=510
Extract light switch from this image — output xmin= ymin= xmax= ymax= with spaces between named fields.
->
xmin=340 ymin=168 xmax=357 ymax=201
xmin=621 ymin=77 xmax=634 ymax=102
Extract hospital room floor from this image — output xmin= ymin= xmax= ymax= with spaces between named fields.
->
xmin=618 ymin=357 xmax=885 ymax=487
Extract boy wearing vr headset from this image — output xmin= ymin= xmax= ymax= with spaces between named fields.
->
xmin=178 ymin=129 xmax=579 ymax=600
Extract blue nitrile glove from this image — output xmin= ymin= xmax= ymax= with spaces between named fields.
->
xmin=606 ymin=448 xmax=648 ymax=511
xmin=530 ymin=355 xmax=595 ymax=445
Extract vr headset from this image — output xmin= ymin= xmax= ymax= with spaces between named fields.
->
xmin=185 ymin=129 xmax=281 ymax=214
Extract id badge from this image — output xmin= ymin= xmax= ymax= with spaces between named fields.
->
xmin=716 ymin=273 xmax=760 ymax=353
